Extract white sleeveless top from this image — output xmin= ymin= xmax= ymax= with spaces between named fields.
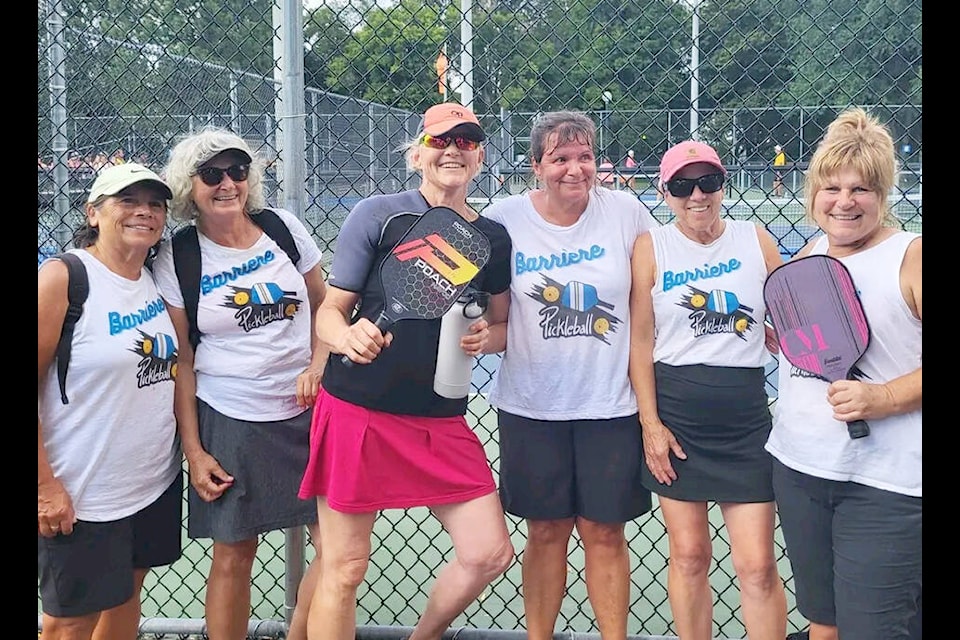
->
xmin=766 ymin=231 xmax=922 ymax=497
xmin=38 ymin=249 xmax=181 ymax=521
xmin=650 ymin=220 xmax=772 ymax=368
xmin=484 ymin=188 xmax=659 ymax=420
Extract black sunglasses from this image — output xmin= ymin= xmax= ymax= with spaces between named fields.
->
xmin=665 ymin=172 xmax=725 ymax=197
xmin=195 ymin=164 xmax=250 ymax=186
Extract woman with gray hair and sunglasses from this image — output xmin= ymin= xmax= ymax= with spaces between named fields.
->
xmin=151 ymin=127 xmax=328 ymax=640
xmin=481 ymin=110 xmax=658 ymax=640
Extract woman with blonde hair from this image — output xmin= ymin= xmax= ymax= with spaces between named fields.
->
xmin=768 ymin=107 xmax=921 ymax=640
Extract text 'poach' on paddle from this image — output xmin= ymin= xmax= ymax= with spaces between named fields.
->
xmin=341 ymin=206 xmax=492 ymax=367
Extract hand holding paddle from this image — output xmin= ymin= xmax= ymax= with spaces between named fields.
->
xmin=763 ymin=254 xmax=871 ymax=439
xmin=341 ymin=206 xmax=492 ymax=367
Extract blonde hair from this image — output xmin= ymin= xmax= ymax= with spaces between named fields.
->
xmin=163 ymin=126 xmax=267 ymax=222
xmin=804 ymin=107 xmax=898 ymax=226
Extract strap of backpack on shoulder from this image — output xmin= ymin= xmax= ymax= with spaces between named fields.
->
xmin=254 ymin=208 xmax=300 ymax=267
xmin=172 ymin=225 xmax=203 ymax=352
xmin=55 ymin=253 xmax=89 ymax=405
xmin=171 ymin=209 xmax=301 ymax=352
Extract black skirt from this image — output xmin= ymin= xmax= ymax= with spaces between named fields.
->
xmin=641 ymin=362 xmax=774 ymax=503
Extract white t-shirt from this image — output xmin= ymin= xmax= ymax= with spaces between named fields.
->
xmin=483 ymin=188 xmax=659 ymax=420
xmin=153 ymin=208 xmax=323 ymax=421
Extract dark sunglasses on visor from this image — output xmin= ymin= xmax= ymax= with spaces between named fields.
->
xmin=195 ymin=164 xmax=250 ymax=186
xmin=420 ymin=133 xmax=481 ymax=151
xmin=665 ymin=172 xmax=725 ymax=197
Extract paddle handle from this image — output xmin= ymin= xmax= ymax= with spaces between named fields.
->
xmin=340 ymin=313 xmax=393 ymax=368
xmin=846 ymin=419 xmax=870 ymax=439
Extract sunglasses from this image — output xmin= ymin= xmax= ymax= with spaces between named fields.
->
xmin=195 ymin=164 xmax=250 ymax=186
xmin=420 ymin=134 xmax=481 ymax=151
xmin=665 ymin=172 xmax=725 ymax=197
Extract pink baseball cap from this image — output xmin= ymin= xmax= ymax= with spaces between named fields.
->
xmin=659 ymin=140 xmax=726 ymax=183
xmin=422 ymin=103 xmax=485 ymax=140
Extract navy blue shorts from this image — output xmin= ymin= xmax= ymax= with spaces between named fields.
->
xmin=38 ymin=473 xmax=183 ymax=617
xmin=497 ymin=411 xmax=651 ymax=523
xmin=773 ymin=460 xmax=921 ymax=639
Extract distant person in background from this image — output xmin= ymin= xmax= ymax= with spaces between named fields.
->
xmin=772 ymin=144 xmax=786 ymax=197
xmin=629 ymin=140 xmax=787 ymax=640
xmin=483 ymin=110 xmax=659 ymax=640
xmin=768 ymin=107 xmax=921 ymax=640
xmin=598 ymin=155 xmax=616 ymax=188
xmin=152 ymin=128 xmax=328 ymax=640
xmin=39 ymin=164 xmax=182 ymax=640
xmin=624 ymin=148 xmax=638 ymax=190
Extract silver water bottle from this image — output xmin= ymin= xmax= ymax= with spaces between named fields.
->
xmin=434 ymin=289 xmax=489 ymax=399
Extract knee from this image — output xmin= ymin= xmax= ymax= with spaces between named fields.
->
xmin=526 ymin=519 xmax=575 ymax=547
xmin=733 ymin=556 xmax=782 ymax=594
xmin=211 ymin=539 xmax=258 ymax=575
xmin=669 ymin=544 xmax=713 ymax=578
xmin=576 ymin=520 xmax=626 ymax=549
xmin=323 ymin=553 xmax=370 ymax=592
xmin=460 ymin=536 xmax=515 ymax=582
xmin=41 ymin=613 xmax=98 ymax=640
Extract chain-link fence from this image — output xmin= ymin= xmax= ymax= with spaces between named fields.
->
xmin=38 ymin=0 xmax=921 ymax=638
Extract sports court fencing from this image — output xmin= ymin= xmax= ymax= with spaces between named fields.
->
xmin=38 ymin=0 xmax=921 ymax=637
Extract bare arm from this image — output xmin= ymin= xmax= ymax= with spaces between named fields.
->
xmin=756 ymin=225 xmax=785 ymax=354
xmin=482 ymin=290 xmax=510 ymax=354
xmin=38 ymin=260 xmax=76 ymax=536
xmin=295 ymin=264 xmax=329 ymax=407
xmin=628 ymin=233 xmax=685 ymax=485
xmin=166 ymin=304 xmax=234 ymax=502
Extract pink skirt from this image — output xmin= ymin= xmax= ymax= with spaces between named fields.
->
xmin=298 ymin=390 xmax=496 ymax=513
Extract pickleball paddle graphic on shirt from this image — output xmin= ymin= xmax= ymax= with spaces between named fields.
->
xmin=222 ymin=282 xmax=302 ymax=333
xmin=528 ymin=275 xmax=621 ymax=344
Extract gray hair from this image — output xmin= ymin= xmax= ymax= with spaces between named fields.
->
xmin=529 ymin=111 xmax=596 ymax=162
xmin=163 ymin=126 xmax=267 ymax=222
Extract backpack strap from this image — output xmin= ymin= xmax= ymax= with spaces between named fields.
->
xmin=171 ymin=225 xmax=202 ymax=352
xmin=253 ymin=209 xmax=300 ymax=267
xmin=171 ymin=210 xmax=300 ymax=352
xmin=55 ymin=253 xmax=89 ymax=405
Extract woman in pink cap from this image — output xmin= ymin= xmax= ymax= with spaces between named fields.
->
xmin=628 ymin=140 xmax=787 ymax=639
xmin=298 ymin=102 xmax=514 ymax=640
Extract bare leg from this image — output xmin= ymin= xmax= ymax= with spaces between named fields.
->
xmin=721 ymin=502 xmax=786 ymax=640
xmin=659 ymin=497 xmax=714 ymax=640
xmin=407 ymin=493 xmax=514 ymax=640
xmin=520 ymin=518 xmax=575 ymax=640
xmin=206 ymin=538 xmax=258 ymax=640
xmin=576 ymin=518 xmax=630 ymax=640
xmin=808 ymin=623 xmax=839 ymax=640
xmin=286 ymin=523 xmax=322 ymax=640
xmin=91 ymin=568 xmax=148 ymax=640
xmin=41 ymin=612 xmax=99 ymax=640
xmin=305 ymin=498 xmax=376 ymax=640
